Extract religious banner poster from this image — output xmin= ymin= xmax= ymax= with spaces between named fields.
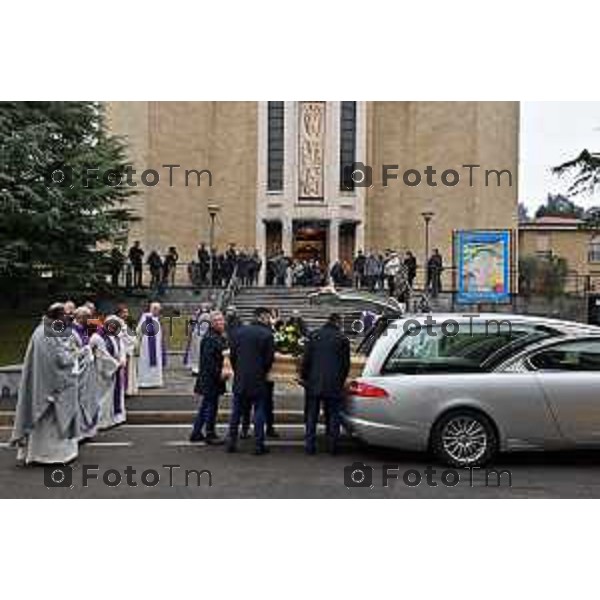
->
xmin=298 ymin=101 xmax=325 ymax=199
xmin=455 ymin=229 xmax=512 ymax=304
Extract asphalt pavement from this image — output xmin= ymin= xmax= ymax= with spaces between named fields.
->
xmin=2 ymin=419 xmax=600 ymax=498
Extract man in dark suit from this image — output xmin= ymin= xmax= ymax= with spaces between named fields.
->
xmin=190 ymin=311 xmax=227 ymax=444
xmin=300 ymin=313 xmax=350 ymax=455
xmin=128 ymin=240 xmax=144 ymax=289
xmin=226 ymin=307 xmax=275 ymax=455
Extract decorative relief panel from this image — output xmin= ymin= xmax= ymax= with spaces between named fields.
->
xmin=298 ymin=101 xmax=325 ymax=199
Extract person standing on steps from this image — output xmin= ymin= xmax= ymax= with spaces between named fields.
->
xmin=128 ymin=240 xmax=144 ymax=289
xmin=404 ymin=250 xmax=417 ymax=290
xmin=427 ymin=248 xmax=443 ymax=298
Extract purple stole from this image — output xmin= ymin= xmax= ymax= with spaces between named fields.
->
xmin=124 ymin=355 xmax=129 ymax=393
xmin=75 ymin=324 xmax=96 ymax=428
xmin=73 ymin=323 xmax=89 ymax=346
xmin=144 ymin=315 xmax=167 ymax=368
xmin=100 ymin=328 xmax=123 ymax=416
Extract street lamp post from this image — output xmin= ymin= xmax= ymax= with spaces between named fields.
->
xmin=207 ymin=203 xmax=220 ymax=286
xmin=421 ymin=210 xmax=435 ymax=283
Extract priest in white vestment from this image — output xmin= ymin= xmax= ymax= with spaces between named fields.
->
xmin=11 ymin=303 xmax=80 ymax=465
xmin=184 ymin=303 xmax=211 ymax=375
xmin=70 ymin=306 xmax=98 ymax=440
xmin=137 ymin=302 xmax=165 ymax=388
xmin=91 ymin=317 xmax=127 ymax=430
xmin=115 ymin=303 xmax=138 ymax=396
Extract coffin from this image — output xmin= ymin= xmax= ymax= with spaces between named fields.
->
xmin=223 ymin=351 xmax=366 ymax=386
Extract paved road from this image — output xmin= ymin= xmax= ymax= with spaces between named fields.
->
xmin=2 ymin=423 xmax=600 ymax=498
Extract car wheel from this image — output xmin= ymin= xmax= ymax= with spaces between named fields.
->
xmin=431 ymin=409 xmax=498 ymax=468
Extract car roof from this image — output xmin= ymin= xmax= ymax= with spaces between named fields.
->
xmin=385 ymin=312 xmax=600 ymax=333
xmin=362 ymin=312 xmax=600 ymax=377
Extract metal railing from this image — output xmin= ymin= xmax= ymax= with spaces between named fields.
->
xmin=104 ymin=261 xmax=600 ymax=298
xmin=217 ymin=264 xmax=240 ymax=310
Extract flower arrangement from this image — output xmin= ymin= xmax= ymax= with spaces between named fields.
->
xmin=274 ymin=323 xmax=306 ymax=356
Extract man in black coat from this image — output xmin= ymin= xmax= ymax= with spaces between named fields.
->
xmin=404 ymin=251 xmax=417 ymax=289
xmin=353 ymin=250 xmax=366 ymax=288
xmin=226 ymin=307 xmax=275 ymax=455
xmin=190 ymin=311 xmax=227 ymax=443
xmin=128 ymin=240 xmax=144 ymax=288
xmin=300 ymin=313 xmax=350 ymax=455
xmin=426 ymin=248 xmax=443 ymax=298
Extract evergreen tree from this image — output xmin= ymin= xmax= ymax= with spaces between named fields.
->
xmin=534 ymin=193 xmax=584 ymax=219
xmin=0 ymin=102 xmax=136 ymax=297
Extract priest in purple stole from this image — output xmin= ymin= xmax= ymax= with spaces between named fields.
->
xmin=70 ymin=306 xmax=98 ymax=440
xmin=91 ymin=317 xmax=127 ymax=430
xmin=137 ymin=302 xmax=166 ymax=388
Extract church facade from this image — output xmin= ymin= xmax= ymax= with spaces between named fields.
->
xmin=105 ymin=101 xmax=519 ymax=273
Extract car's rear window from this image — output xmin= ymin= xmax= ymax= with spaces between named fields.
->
xmin=381 ymin=321 xmax=553 ymax=375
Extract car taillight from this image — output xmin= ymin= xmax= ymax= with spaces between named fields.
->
xmin=347 ymin=380 xmax=389 ymax=398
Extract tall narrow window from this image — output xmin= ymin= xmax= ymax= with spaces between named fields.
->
xmin=589 ymin=235 xmax=600 ymax=262
xmin=340 ymin=101 xmax=357 ymax=191
xmin=267 ymin=101 xmax=284 ymax=191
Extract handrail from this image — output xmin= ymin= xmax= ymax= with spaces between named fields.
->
xmin=217 ymin=263 xmax=240 ymax=311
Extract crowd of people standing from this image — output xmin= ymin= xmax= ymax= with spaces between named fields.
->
xmin=11 ymin=298 xmax=351 ymax=463
xmin=109 ymin=241 xmax=445 ymax=299
xmin=188 ymin=305 xmax=349 ymax=455
xmin=10 ymin=299 xmax=156 ymax=465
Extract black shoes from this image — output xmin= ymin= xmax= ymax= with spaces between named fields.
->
xmin=205 ymin=433 xmax=224 ymax=445
xmin=189 ymin=432 xmax=205 ymax=443
xmin=266 ymin=428 xmax=280 ymax=439
xmin=254 ymin=446 xmax=270 ymax=456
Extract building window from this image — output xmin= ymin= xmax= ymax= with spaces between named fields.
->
xmin=589 ymin=235 xmax=600 ymax=263
xmin=535 ymin=232 xmax=552 ymax=258
xmin=339 ymin=101 xmax=357 ymax=191
xmin=267 ymin=101 xmax=284 ymax=192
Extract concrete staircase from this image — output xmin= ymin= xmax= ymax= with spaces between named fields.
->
xmin=233 ymin=286 xmax=358 ymax=330
xmin=135 ymin=284 xmax=455 ymax=330
xmin=232 ymin=286 xmax=454 ymax=330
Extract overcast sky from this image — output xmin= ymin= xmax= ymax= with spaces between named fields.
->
xmin=520 ymin=101 xmax=600 ymax=213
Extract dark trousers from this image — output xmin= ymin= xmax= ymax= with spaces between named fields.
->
xmin=241 ymin=394 xmax=251 ymax=433
xmin=387 ymin=275 xmax=396 ymax=297
xmin=266 ymin=380 xmax=275 ymax=430
xmin=240 ymin=381 xmax=273 ymax=433
xmin=304 ymin=392 xmax=343 ymax=453
xmin=133 ymin=264 xmax=143 ymax=288
xmin=427 ymin=271 xmax=442 ymax=297
xmin=228 ymin=391 xmax=268 ymax=449
xmin=191 ymin=391 xmax=220 ymax=437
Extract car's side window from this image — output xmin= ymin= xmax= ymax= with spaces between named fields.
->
xmin=382 ymin=322 xmax=536 ymax=375
xmin=528 ymin=339 xmax=600 ymax=372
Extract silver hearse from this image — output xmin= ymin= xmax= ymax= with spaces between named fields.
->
xmin=345 ymin=312 xmax=600 ymax=467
